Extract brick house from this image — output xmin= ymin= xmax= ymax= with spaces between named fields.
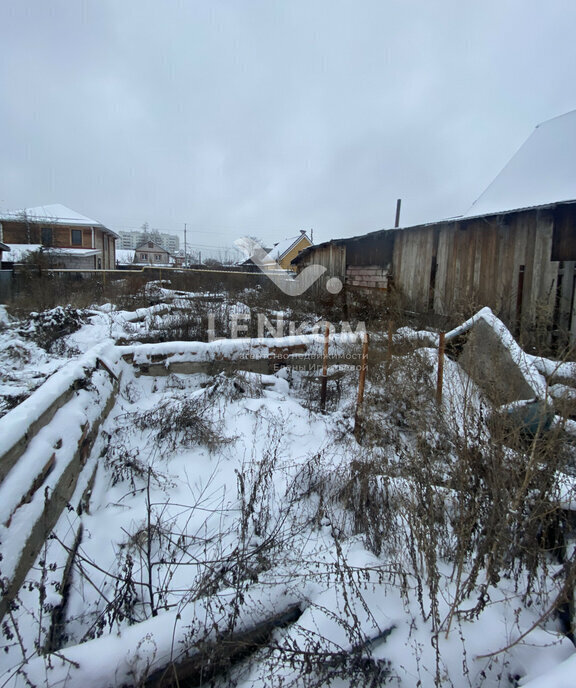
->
xmin=0 ymin=204 xmax=117 ymax=269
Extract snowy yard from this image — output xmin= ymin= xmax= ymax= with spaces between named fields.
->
xmin=1 ymin=289 xmax=576 ymax=687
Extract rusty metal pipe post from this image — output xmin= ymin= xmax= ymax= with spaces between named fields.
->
xmin=354 ymin=331 xmax=370 ymax=442
xmin=320 ymin=322 xmax=330 ymax=411
xmin=386 ymin=320 xmax=394 ymax=376
xmin=436 ymin=332 xmax=445 ymax=404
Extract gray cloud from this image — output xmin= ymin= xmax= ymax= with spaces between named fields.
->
xmin=1 ymin=0 xmax=575 ymax=251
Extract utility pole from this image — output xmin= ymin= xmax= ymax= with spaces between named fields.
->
xmin=184 ymin=223 xmax=187 ymax=267
xmin=395 ymin=199 xmax=402 ymax=228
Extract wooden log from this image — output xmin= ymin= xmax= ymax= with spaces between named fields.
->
xmin=96 ymin=357 xmax=119 ymax=382
xmin=145 ymin=604 xmax=302 ymax=687
xmin=436 ymin=332 xmax=446 ymax=404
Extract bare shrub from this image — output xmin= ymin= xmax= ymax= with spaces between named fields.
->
xmin=338 ymin=458 xmax=397 ymax=557
xmin=263 ymin=630 xmax=392 ymax=688
xmin=12 ymin=269 xmax=105 ymax=311
xmin=102 ymin=439 xmax=152 ymax=490
xmin=128 ymin=396 xmax=226 ymax=454
xmin=332 ymin=332 xmax=576 ymax=669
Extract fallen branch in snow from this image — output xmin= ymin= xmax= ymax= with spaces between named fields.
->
xmin=475 ymin=561 xmax=576 ymax=659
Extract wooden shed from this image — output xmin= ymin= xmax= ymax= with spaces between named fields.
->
xmin=293 ymin=111 xmax=576 ymax=344
xmin=294 ymin=202 xmax=576 ymax=342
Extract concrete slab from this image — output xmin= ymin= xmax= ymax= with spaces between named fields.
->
xmin=457 ymin=318 xmax=538 ymax=405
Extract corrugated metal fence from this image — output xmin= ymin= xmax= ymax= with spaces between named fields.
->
xmin=0 ymin=270 xmax=12 ymax=302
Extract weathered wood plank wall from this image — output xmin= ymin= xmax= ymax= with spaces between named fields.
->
xmin=393 ymin=224 xmax=438 ymax=307
xmin=392 ymin=208 xmax=563 ymax=334
xmin=293 ymin=201 xmax=576 ymax=342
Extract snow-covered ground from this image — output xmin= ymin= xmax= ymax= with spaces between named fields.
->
xmin=1 ymin=291 xmax=576 ymax=687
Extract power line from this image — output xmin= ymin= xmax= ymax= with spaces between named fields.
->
xmin=110 ymin=224 xmax=292 ymax=238
xmin=112 ymin=224 xmax=227 ymax=236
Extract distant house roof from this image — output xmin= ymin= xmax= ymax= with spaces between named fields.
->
xmin=239 ymin=247 xmax=272 ymax=266
xmin=268 ymin=233 xmax=311 ymax=262
xmin=135 ymin=241 xmax=170 ymax=252
xmin=465 ymin=110 xmax=576 ymax=217
xmin=0 ymin=204 xmax=118 ymax=238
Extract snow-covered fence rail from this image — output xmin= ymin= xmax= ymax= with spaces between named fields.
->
xmin=0 ymin=345 xmax=116 ymax=485
xmin=0 ymin=377 xmax=79 ymax=486
xmin=119 ymin=331 xmax=365 ymax=377
xmin=0 ymin=345 xmax=120 ymax=623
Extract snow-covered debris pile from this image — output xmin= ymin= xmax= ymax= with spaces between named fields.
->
xmin=0 ymin=305 xmax=11 ymax=329
xmin=0 ymin=298 xmax=210 ymax=417
xmin=20 ymin=305 xmax=85 ymax=351
xmin=0 ymin=307 xmax=80 ymax=418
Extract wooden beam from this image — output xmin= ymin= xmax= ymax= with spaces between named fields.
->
xmin=145 ymin=604 xmax=302 ymax=687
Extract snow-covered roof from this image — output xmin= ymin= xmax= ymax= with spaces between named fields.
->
xmin=3 ymin=244 xmax=104 ymax=262
xmin=3 ymin=244 xmax=42 ymax=262
xmin=0 ymin=242 xmax=9 ymax=252
xmin=132 ymin=261 xmax=173 ymax=267
xmin=0 ymin=204 xmax=118 ymax=237
xmin=465 ymin=110 xmax=576 ymax=217
xmin=116 ymin=249 xmax=135 ymax=264
xmin=267 ymin=233 xmax=311 ymax=262
xmin=43 ymin=247 xmax=101 ymax=257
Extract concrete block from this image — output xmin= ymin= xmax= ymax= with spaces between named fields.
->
xmin=458 ymin=318 xmax=538 ymax=405
xmin=0 ymin=378 xmax=119 ymax=624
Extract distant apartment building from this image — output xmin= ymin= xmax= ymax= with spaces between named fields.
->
xmin=119 ymin=230 xmax=179 ymax=254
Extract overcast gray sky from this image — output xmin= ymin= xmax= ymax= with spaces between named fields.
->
xmin=1 ymin=0 xmax=575 ymax=253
